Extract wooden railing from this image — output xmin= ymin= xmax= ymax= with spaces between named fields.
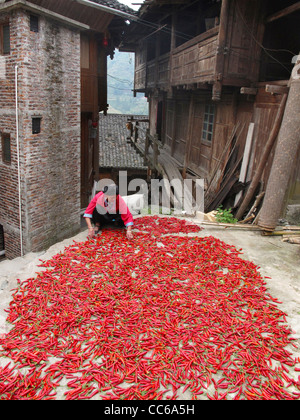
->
xmin=126 ymin=117 xmax=162 ymax=170
xmin=134 ymin=27 xmax=219 ymax=91
xmin=171 ymin=31 xmax=219 ymax=86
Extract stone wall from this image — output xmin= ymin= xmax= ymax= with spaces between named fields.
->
xmin=0 ymin=9 xmax=81 ymax=259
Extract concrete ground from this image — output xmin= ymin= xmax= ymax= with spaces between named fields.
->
xmin=193 ymin=222 xmax=300 ymax=342
xmin=0 ymin=217 xmax=300 ymax=399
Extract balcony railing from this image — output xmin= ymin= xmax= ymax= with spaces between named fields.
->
xmin=134 ymin=27 xmax=219 ymax=91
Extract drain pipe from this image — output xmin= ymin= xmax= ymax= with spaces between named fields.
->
xmin=15 ymin=65 xmax=23 ymax=257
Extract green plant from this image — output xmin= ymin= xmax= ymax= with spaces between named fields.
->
xmin=216 ymin=206 xmax=238 ymax=224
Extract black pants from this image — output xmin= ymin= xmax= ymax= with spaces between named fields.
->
xmin=92 ymin=209 xmax=125 ymax=228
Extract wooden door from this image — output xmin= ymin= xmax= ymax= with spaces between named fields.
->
xmin=81 ymin=113 xmax=95 ymax=208
xmin=173 ymin=100 xmax=189 ymax=164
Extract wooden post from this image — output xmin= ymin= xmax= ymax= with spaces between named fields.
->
xmin=153 ymin=133 xmax=159 ymax=168
xmin=258 ymin=55 xmax=300 ymax=231
xmin=213 ymin=0 xmax=230 ymax=101
xmin=169 ymin=9 xmax=177 ymax=89
xmin=144 ymin=128 xmax=150 ymax=166
xmin=170 ymin=100 xmax=177 ymax=157
xmin=183 ymin=95 xmax=195 ymax=177
xmin=236 ymin=92 xmax=288 ymax=220
xmin=134 ymin=121 xmax=139 ymax=144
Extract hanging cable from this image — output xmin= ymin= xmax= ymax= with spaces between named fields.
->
xmin=235 ymin=1 xmax=293 ymax=74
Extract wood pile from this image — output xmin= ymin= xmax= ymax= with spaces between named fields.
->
xmin=204 ymin=122 xmax=250 ymax=215
xmin=204 ymin=92 xmax=289 ymax=226
xmin=262 ymin=226 xmax=300 ymax=245
xmin=282 ymin=236 xmax=300 ymax=245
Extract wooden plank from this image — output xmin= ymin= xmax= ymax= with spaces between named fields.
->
xmin=194 ymin=220 xmax=263 ymax=230
xmin=206 ymin=154 xmax=243 ymax=212
xmin=240 ymin=87 xmax=258 ymax=95
xmin=265 ymin=85 xmax=289 ymax=95
xmin=282 ymin=236 xmax=300 ymax=244
xmin=183 ymin=95 xmax=195 ymax=173
xmin=236 ymin=93 xmax=288 ymax=220
xmin=159 ymin=153 xmax=194 ymax=212
xmin=206 ymin=125 xmax=238 ymax=189
xmin=266 ymin=2 xmax=300 ymax=23
xmin=234 ymin=123 xmax=255 ymax=207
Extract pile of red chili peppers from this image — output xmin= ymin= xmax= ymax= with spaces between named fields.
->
xmin=0 ymin=216 xmax=299 ymax=400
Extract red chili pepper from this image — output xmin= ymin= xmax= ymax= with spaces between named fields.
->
xmin=0 ymin=216 xmax=299 ymax=401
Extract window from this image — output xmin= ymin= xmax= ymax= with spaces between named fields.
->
xmin=30 ymin=15 xmax=39 ymax=33
xmin=202 ymin=104 xmax=215 ymax=143
xmin=32 ymin=117 xmax=42 ymax=134
xmin=2 ymin=133 xmax=11 ymax=164
xmin=1 ymin=23 xmax=10 ymax=55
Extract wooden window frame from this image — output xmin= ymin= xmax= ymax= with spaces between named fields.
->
xmin=201 ymin=104 xmax=215 ymax=145
xmin=1 ymin=133 xmax=11 ymax=164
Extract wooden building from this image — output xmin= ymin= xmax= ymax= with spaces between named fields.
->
xmin=0 ymin=0 xmax=136 ymax=259
xmin=121 ymin=0 xmax=300 ymax=226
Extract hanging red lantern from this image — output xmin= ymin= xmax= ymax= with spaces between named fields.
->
xmin=103 ymin=34 xmax=108 ymax=48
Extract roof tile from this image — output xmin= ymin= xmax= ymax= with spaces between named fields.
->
xmin=99 ymin=114 xmax=148 ymax=170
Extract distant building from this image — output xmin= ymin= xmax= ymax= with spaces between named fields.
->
xmin=0 ymin=0 xmax=136 ymax=259
xmin=98 ymin=113 xmax=148 ymax=187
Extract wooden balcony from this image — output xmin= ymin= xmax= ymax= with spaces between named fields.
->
xmin=134 ymin=27 xmax=219 ymax=92
xmin=171 ymin=27 xmax=219 ymax=86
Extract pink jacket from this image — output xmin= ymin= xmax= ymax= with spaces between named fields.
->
xmin=83 ymin=192 xmax=134 ymax=227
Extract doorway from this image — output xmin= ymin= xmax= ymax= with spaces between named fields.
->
xmin=0 ymin=224 xmax=5 ymax=260
xmin=81 ymin=113 xmax=95 ymax=209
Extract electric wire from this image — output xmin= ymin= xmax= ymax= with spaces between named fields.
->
xmin=127 ymin=0 xmax=297 ymax=70
xmin=235 ymin=1 xmax=294 ymax=74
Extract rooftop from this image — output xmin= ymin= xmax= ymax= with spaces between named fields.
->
xmin=99 ymin=114 xmax=148 ymax=170
xmin=94 ymin=0 xmax=137 ymax=14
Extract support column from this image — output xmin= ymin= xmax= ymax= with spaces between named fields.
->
xmin=258 ymin=54 xmax=300 ymax=230
xmin=213 ymin=0 xmax=230 ymax=101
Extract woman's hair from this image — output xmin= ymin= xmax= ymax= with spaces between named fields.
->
xmin=103 ymin=185 xmax=119 ymax=196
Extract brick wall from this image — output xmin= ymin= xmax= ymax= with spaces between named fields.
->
xmin=0 ymin=9 xmax=81 ymax=259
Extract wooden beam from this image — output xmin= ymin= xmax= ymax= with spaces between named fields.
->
xmin=265 ymin=85 xmax=289 ymax=95
xmin=240 ymin=87 xmax=258 ymax=95
xmin=193 ymin=220 xmax=263 ymax=230
xmin=183 ymin=95 xmax=195 ymax=175
xmin=266 ymin=2 xmax=300 ymax=23
xmin=213 ymin=0 xmax=230 ymax=101
xmin=234 ymin=123 xmax=255 ymax=207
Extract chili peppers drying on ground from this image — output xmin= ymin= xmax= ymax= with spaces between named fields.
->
xmin=0 ymin=216 xmax=299 ymax=400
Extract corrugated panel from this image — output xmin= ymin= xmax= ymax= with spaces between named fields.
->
xmin=26 ymin=0 xmax=114 ymax=31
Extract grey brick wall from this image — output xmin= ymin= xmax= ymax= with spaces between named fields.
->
xmin=0 ymin=9 xmax=81 ymax=259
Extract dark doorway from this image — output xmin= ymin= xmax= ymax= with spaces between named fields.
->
xmin=0 ymin=224 xmax=5 ymax=260
xmin=81 ymin=113 xmax=95 ymax=209
xmin=157 ymin=101 xmax=164 ymax=142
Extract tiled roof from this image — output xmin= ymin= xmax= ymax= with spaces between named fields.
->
xmin=93 ymin=0 xmax=137 ymax=14
xmin=99 ymin=114 xmax=148 ymax=169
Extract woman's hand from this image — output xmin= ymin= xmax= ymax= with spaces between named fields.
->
xmin=126 ymin=227 xmax=133 ymax=240
xmin=88 ymin=227 xmax=95 ymax=239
